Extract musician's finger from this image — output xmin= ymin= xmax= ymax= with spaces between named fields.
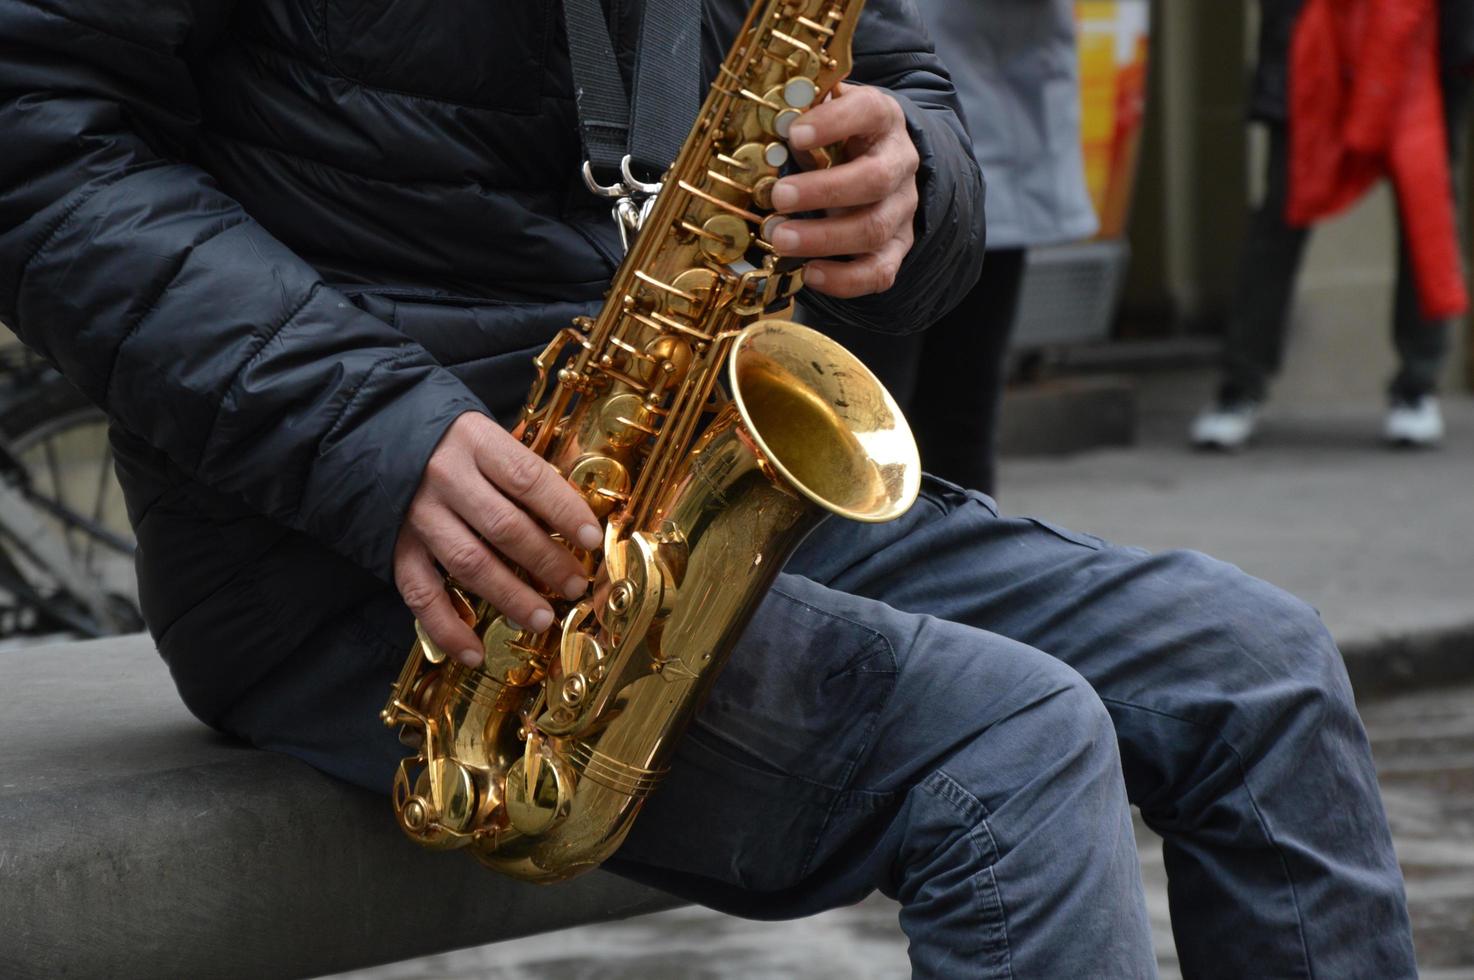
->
xmin=786 ymin=83 xmax=902 ymax=153
xmin=802 ymin=234 xmax=913 ymax=299
xmin=413 ymin=499 xmax=556 ymax=636
xmin=461 ymin=415 xmax=603 ymax=552
xmin=770 ymin=144 xmax=914 ymax=213
xmin=771 ymin=190 xmax=913 ymax=258
xmin=393 ymin=534 xmax=483 ymax=666
xmin=441 ymin=478 xmax=588 ymax=601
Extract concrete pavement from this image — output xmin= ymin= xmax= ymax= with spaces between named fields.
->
xmin=999 ymin=388 xmax=1474 ymax=695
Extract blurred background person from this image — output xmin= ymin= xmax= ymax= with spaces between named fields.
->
xmin=1192 ymin=0 xmax=1474 ymax=450
xmin=834 ymin=0 xmax=1097 ymax=496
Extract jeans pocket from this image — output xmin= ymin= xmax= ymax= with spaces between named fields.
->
xmin=613 ymin=586 xmax=897 ymax=892
xmin=615 ymin=728 xmax=838 ymax=893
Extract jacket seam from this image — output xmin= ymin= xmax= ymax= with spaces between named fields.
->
xmin=197 ymin=284 xmax=319 ymax=467
xmin=320 ymin=346 xmax=425 ymax=449
xmin=19 ymin=166 xmax=150 ymax=280
xmin=300 ymin=6 xmax=553 ymax=117
xmin=15 ymin=1 xmax=169 ymax=55
xmin=197 ymin=125 xmax=554 ymax=195
xmin=101 ymin=212 xmax=254 ymax=405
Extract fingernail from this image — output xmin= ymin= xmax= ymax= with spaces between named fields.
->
xmin=772 ymin=225 xmax=799 ymax=253
xmin=458 ymin=649 xmax=483 ymax=667
xmin=805 ymin=265 xmax=827 ymax=288
xmin=563 ymin=574 xmax=587 ymax=600
xmin=529 ymin=608 xmax=555 ymax=633
xmin=771 ymin=181 xmax=799 ymax=211
xmin=577 ymin=524 xmax=603 ymax=550
xmin=789 ymin=123 xmax=816 ymax=148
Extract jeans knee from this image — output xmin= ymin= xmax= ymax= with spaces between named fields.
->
xmin=1174 ymin=550 xmax=1359 ymax=744
xmin=1019 ymin=661 xmax=1124 ymax=791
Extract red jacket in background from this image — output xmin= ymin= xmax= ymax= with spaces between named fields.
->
xmin=1288 ymin=0 xmax=1469 ymax=320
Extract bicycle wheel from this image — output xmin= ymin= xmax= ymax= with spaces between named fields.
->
xmin=0 ymin=349 xmax=141 ymax=639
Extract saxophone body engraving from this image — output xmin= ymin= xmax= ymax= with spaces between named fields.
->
xmin=381 ymin=0 xmax=919 ymax=882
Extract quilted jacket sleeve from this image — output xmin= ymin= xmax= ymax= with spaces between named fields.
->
xmin=802 ymin=0 xmax=988 ymax=335
xmin=0 ymin=0 xmax=487 ymax=581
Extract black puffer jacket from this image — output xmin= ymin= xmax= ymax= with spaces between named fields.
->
xmin=0 ymin=0 xmax=984 ymax=718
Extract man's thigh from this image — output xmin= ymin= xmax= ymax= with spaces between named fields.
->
xmin=612 ymin=569 xmax=1134 ymax=926
xmin=791 ymin=476 xmax=1409 ymax=976
xmin=220 ymin=501 xmax=1129 ymax=926
xmin=790 ymin=474 xmax=1356 ymax=807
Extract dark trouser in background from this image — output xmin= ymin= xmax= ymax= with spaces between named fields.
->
xmin=829 ymin=248 xmax=1026 ymax=496
xmin=1221 ymin=69 xmax=1472 ymax=405
xmin=218 ymin=478 xmax=1416 ymax=978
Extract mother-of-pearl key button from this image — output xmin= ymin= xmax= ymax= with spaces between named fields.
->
xmin=764 ymin=142 xmax=790 ymax=168
xmin=783 ymin=77 xmax=818 ymax=109
xmin=774 ymin=108 xmax=801 ymax=139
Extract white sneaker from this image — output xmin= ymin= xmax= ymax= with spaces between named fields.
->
xmin=1384 ymin=396 xmax=1444 ymax=447
xmin=1191 ymin=401 xmax=1260 ymax=450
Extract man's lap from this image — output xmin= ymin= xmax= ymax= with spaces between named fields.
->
xmin=220 ymin=473 xmax=1318 ymax=835
xmin=213 ymin=475 xmax=1405 ymax=970
xmin=222 ymin=477 xmax=1128 ymax=792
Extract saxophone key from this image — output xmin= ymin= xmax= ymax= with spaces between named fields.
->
xmin=721 ymin=142 xmax=767 ymax=175
xmin=596 ymin=393 xmax=655 ymax=448
xmin=795 ymin=14 xmax=837 ymax=37
xmin=783 ymin=76 xmax=818 ymax=108
xmin=480 ymin=614 xmax=550 ymax=687
xmin=752 ymin=176 xmax=779 ymax=211
xmin=783 ymin=0 xmax=827 ymax=19
xmin=559 ymin=622 xmax=607 ymax=681
xmin=699 ymin=213 xmax=752 ymax=264
xmin=504 ymin=748 xmax=574 ymax=837
xmin=773 ymin=107 xmax=802 ymax=140
xmin=666 ymin=268 xmax=719 ymax=320
xmin=559 ymin=673 xmax=588 ymax=706
xmin=639 ymin=334 xmax=694 ymax=386
xmin=757 ymin=84 xmax=806 ymax=140
xmin=568 ymin=454 xmax=632 ymax=517
xmin=760 ymin=213 xmax=790 ymax=246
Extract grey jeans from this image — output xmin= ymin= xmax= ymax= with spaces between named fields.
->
xmin=221 ymin=477 xmax=1415 ymax=978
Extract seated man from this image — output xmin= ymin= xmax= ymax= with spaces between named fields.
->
xmin=0 ymin=0 xmax=1414 ymax=976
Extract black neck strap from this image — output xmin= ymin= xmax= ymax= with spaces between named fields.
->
xmin=560 ymin=0 xmax=702 ymax=185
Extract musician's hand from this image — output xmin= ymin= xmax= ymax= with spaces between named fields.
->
xmin=768 ymin=83 xmax=920 ymax=299
xmin=394 ymin=412 xmax=603 ymax=667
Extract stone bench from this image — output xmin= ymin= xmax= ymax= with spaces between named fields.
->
xmin=0 ymin=635 xmax=678 ymax=978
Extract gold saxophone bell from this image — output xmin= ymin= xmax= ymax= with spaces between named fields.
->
xmin=380 ymin=0 xmax=916 ymax=882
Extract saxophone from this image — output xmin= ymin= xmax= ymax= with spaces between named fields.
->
xmin=381 ymin=0 xmax=918 ymax=882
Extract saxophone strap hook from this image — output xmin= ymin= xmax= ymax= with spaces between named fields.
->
xmin=589 ymin=155 xmax=661 ymax=254
xmin=582 ymin=159 xmax=629 ymax=200
xmin=620 ymin=154 xmax=665 ymax=197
